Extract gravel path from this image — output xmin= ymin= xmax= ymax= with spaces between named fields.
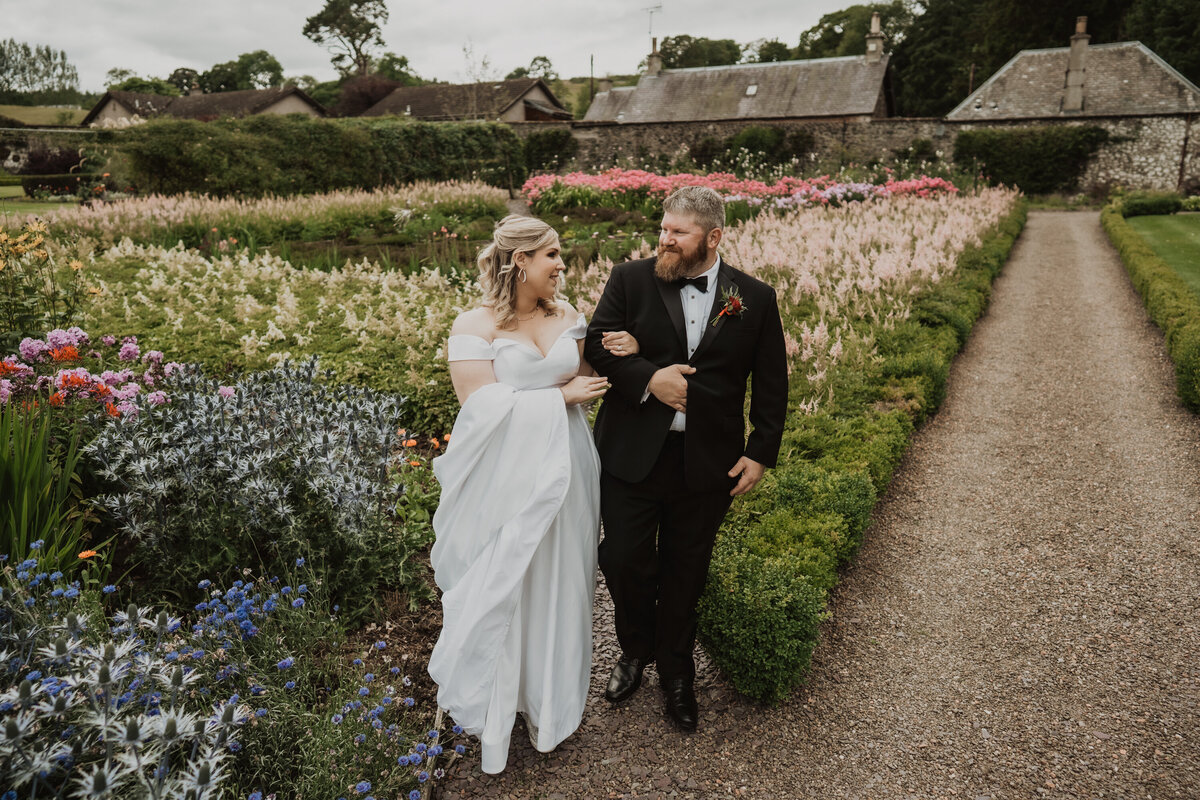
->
xmin=440 ymin=211 xmax=1200 ymax=799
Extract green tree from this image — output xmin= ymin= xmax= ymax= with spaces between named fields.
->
xmin=1124 ymin=0 xmax=1200 ymax=85
xmin=506 ymin=55 xmax=557 ymax=81
xmin=109 ymin=76 xmax=182 ymax=96
xmin=658 ymin=36 xmax=742 ymax=68
xmin=166 ymin=67 xmax=200 ymax=93
xmin=0 ymin=40 xmax=79 ymax=93
xmin=373 ymin=52 xmax=423 ymax=85
xmin=749 ymin=39 xmax=793 ymax=63
xmin=199 ymin=50 xmax=284 ymax=93
xmin=303 ymin=0 xmax=389 ymax=77
xmin=794 ymin=1 xmax=916 ymax=59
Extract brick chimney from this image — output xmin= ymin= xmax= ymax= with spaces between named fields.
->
xmin=1064 ymin=16 xmax=1089 ymax=112
xmin=865 ymin=12 xmax=885 ymax=64
xmin=646 ymin=37 xmax=663 ymax=77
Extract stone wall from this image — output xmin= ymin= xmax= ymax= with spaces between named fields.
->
xmin=511 ymin=113 xmax=1199 ymax=194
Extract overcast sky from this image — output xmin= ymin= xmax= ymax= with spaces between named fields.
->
xmin=4 ymin=0 xmax=853 ymax=92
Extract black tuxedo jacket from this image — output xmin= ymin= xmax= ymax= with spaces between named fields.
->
xmin=584 ymin=257 xmax=788 ymax=491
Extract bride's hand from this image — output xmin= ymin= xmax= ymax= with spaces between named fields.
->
xmin=561 ymin=375 xmax=610 ymax=406
xmin=601 ymin=330 xmax=639 ymax=357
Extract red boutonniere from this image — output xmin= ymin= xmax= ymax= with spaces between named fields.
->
xmin=712 ymin=286 xmax=747 ymax=326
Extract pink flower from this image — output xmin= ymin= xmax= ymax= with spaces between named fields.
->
xmin=146 ymin=391 xmax=168 ymax=406
xmin=101 ymin=335 xmax=117 ymax=346
xmin=19 ymin=338 xmax=50 ymax=363
xmin=46 ymin=329 xmax=76 ymax=349
xmin=118 ymin=342 xmax=140 ymax=362
xmin=163 ymin=362 xmax=184 ymax=377
xmin=142 ymin=350 xmax=164 ymax=365
xmin=114 ymin=382 xmax=141 ymax=401
xmin=218 ymin=386 xmax=235 ymax=398
xmin=0 ymin=379 xmax=10 ymax=404
xmin=116 ymin=400 xmax=139 ymax=417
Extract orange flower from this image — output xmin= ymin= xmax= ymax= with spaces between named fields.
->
xmin=92 ymin=382 xmax=112 ymax=398
xmin=409 ymin=460 xmax=421 ymax=467
xmin=0 ymin=361 xmax=20 ymax=376
xmin=49 ymin=391 xmax=66 ymax=406
xmin=50 ymin=345 xmax=79 ymax=361
xmin=105 ymin=401 xmax=120 ymax=418
xmin=211 ymin=227 xmax=218 ymax=233
xmin=404 ymin=438 xmax=417 ymax=448
xmin=61 ymin=373 xmax=89 ymax=389
xmin=443 ymin=434 xmax=451 ymax=441
xmin=78 ymin=549 xmax=98 ymax=559
xmin=429 ymin=438 xmax=440 ymax=449
xmin=397 ymin=428 xmax=406 ymax=437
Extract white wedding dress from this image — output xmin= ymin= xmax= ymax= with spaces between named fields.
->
xmin=428 ymin=312 xmax=601 ymax=774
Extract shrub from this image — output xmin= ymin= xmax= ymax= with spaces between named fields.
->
xmin=1101 ymin=206 xmax=1200 ymax=410
xmin=0 ymin=221 xmax=89 ymax=352
xmin=84 ymin=358 xmax=433 ymax=621
xmin=1120 ymin=190 xmax=1183 ymax=218
xmin=523 ymin=127 xmax=578 ymax=171
xmin=954 ymin=125 xmax=1109 ymax=194
xmin=114 ymin=116 xmax=527 ymax=197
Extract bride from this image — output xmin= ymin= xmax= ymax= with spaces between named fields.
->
xmin=428 ymin=214 xmax=636 ymax=773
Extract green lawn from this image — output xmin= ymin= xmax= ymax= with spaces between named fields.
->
xmin=0 ymin=104 xmax=86 ymax=126
xmin=0 ymin=185 xmax=74 ymax=219
xmin=1128 ymin=213 xmax=1200 ymax=298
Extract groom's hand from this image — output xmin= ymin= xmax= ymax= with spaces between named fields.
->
xmin=648 ymin=364 xmax=695 ymax=413
xmin=728 ymin=456 xmax=765 ymax=496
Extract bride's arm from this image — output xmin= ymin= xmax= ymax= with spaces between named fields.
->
xmin=449 ymin=359 xmax=498 ymax=405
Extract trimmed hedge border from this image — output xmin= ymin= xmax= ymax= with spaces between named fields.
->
xmin=698 ymin=200 xmax=1029 ymax=703
xmin=1101 ymin=207 xmax=1200 ymax=411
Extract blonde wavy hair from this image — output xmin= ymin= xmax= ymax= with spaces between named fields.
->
xmin=477 ymin=214 xmax=564 ymax=330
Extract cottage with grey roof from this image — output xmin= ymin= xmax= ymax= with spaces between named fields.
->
xmin=361 ymin=78 xmax=571 ymax=122
xmin=585 ymin=13 xmax=892 ymax=123
xmin=947 ymin=17 xmax=1200 ymax=121
xmin=83 ymin=87 xmax=327 ymax=127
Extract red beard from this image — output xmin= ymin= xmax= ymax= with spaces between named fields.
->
xmin=654 ymin=238 xmax=709 ymax=282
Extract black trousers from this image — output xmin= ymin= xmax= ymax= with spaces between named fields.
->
xmin=598 ymin=432 xmax=735 ymax=681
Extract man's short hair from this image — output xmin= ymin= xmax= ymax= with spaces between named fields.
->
xmin=663 ymin=186 xmax=726 ymax=233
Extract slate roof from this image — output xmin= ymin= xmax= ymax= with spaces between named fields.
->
xmin=947 ymin=42 xmax=1200 ymax=120
xmin=81 ymin=87 xmax=327 ymax=125
xmin=361 ymin=78 xmax=571 ymax=120
xmin=584 ymin=55 xmax=890 ymax=123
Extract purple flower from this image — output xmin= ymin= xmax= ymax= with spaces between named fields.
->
xmin=18 ymin=338 xmax=50 ymax=363
xmin=46 ymin=329 xmax=75 ymax=348
xmin=143 ymin=350 xmax=164 ymax=365
xmin=66 ymin=327 xmax=89 ymax=345
xmin=146 ymin=391 xmax=168 ymax=406
xmin=0 ymin=379 xmax=10 ymax=404
xmin=218 ymin=386 xmax=235 ymax=398
xmin=101 ymin=335 xmax=117 ymax=346
xmin=164 ymin=361 xmax=183 ymax=376
xmin=118 ymin=342 xmax=140 ymax=362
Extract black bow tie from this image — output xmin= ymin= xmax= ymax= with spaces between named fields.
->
xmin=674 ymin=276 xmax=709 ymax=292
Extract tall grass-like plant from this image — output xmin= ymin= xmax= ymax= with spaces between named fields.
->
xmin=0 ymin=402 xmax=90 ymax=575
xmin=83 ymin=358 xmax=431 ymax=620
xmin=0 ymin=220 xmax=89 ymax=352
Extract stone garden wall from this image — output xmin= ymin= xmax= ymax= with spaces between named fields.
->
xmin=511 ymin=113 xmax=1199 ymax=194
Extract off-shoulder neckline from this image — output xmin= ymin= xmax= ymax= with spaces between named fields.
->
xmin=449 ymin=312 xmax=585 ymax=360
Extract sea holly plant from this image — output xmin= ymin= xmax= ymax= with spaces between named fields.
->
xmin=83 ymin=357 xmax=428 ymax=620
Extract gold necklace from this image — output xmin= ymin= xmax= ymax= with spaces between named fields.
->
xmin=516 ymin=305 xmax=539 ymax=321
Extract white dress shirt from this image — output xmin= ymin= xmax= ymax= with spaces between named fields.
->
xmin=641 ymin=257 xmax=722 ymax=432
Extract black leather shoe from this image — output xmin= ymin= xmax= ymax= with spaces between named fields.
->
xmin=604 ymin=657 xmax=646 ymax=703
xmin=661 ymin=677 xmax=698 ymax=732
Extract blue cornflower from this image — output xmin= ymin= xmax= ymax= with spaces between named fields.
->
xmin=291 ymin=598 xmax=305 ymax=608
xmin=381 ymin=697 xmax=392 ymax=706
xmin=408 ymin=753 xmax=422 ymax=765
xmin=357 ymin=687 xmax=369 ymax=697
xmin=352 ymin=658 xmax=363 ymax=666
xmin=333 ymin=604 xmax=340 ymax=612
xmin=295 ymin=557 xmax=305 ymax=567
xmin=452 ymin=725 xmax=463 ymax=734
xmin=255 ymin=708 xmax=268 ymax=718
xmin=363 ymin=673 xmax=374 ymax=682
xmin=354 ymin=734 xmax=365 ymax=744
xmin=26 ymin=670 xmax=42 ymax=681
xmin=102 ymin=585 xmax=117 ymax=594
xmin=374 ymin=640 xmax=386 ymax=649
xmin=281 ymin=586 xmax=292 ymax=595
xmin=284 ymin=680 xmax=296 ymax=690
xmin=331 ymin=714 xmax=344 ymax=725
xmin=415 ymin=743 xmax=427 ymax=754
xmin=455 ymin=744 xmax=465 ymax=755
xmin=64 ymin=587 xmax=79 ymax=599
xmin=372 ymin=719 xmax=382 ymax=729
xmin=404 ymin=697 xmax=415 ymax=707
xmin=297 ymin=584 xmax=307 ymax=594
xmin=198 ymin=579 xmax=211 ymax=589
xmin=427 ymin=730 xmax=438 ymax=739
xmin=17 ymin=571 xmax=29 ymax=581
xmin=51 ymin=588 xmax=64 ymax=598
xmin=429 ymin=745 xmax=442 ymax=756
xmin=390 ymin=667 xmax=400 ymax=675
xmin=409 ymin=792 xmax=421 ymax=800
xmin=30 ymin=539 xmax=44 ymax=550
xmin=23 ymin=598 xmax=34 ymax=608
xmin=417 ymin=771 xmax=429 ymax=783
xmin=195 ymin=601 xmax=208 ymax=611
xmin=249 ymin=793 xmax=263 ymax=800
xmin=228 ymin=741 xmax=241 ymax=752
xmin=276 ymin=657 xmax=294 ymax=670
xmin=49 ymin=571 xmax=62 ymax=581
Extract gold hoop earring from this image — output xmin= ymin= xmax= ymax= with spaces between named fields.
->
xmin=518 ymin=268 xmax=527 ymax=283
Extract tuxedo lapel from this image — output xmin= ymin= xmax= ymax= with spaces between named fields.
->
xmin=690 ymin=263 xmax=736 ymax=362
xmin=654 ymin=274 xmax=688 ymax=352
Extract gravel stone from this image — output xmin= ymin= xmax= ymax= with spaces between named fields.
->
xmin=438 ymin=211 xmax=1200 ymax=798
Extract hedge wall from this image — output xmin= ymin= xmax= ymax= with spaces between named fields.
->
xmin=954 ymin=126 xmax=1109 ymax=194
xmin=1101 ymin=207 xmax=1200 ymax=411
xmin=114 ymin=115 xmax=527 ymax=197
xmin=698 ymin=200 xmax=1029 ymax=703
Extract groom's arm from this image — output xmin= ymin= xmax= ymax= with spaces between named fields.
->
xmin=584 ymin=264 xmax=660 ymax=405
xmin=744 ymin=288 xmax=788 ymax=468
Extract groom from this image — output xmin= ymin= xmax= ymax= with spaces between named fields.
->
xmin=584 ymin=186 xmax=787 ymax=731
